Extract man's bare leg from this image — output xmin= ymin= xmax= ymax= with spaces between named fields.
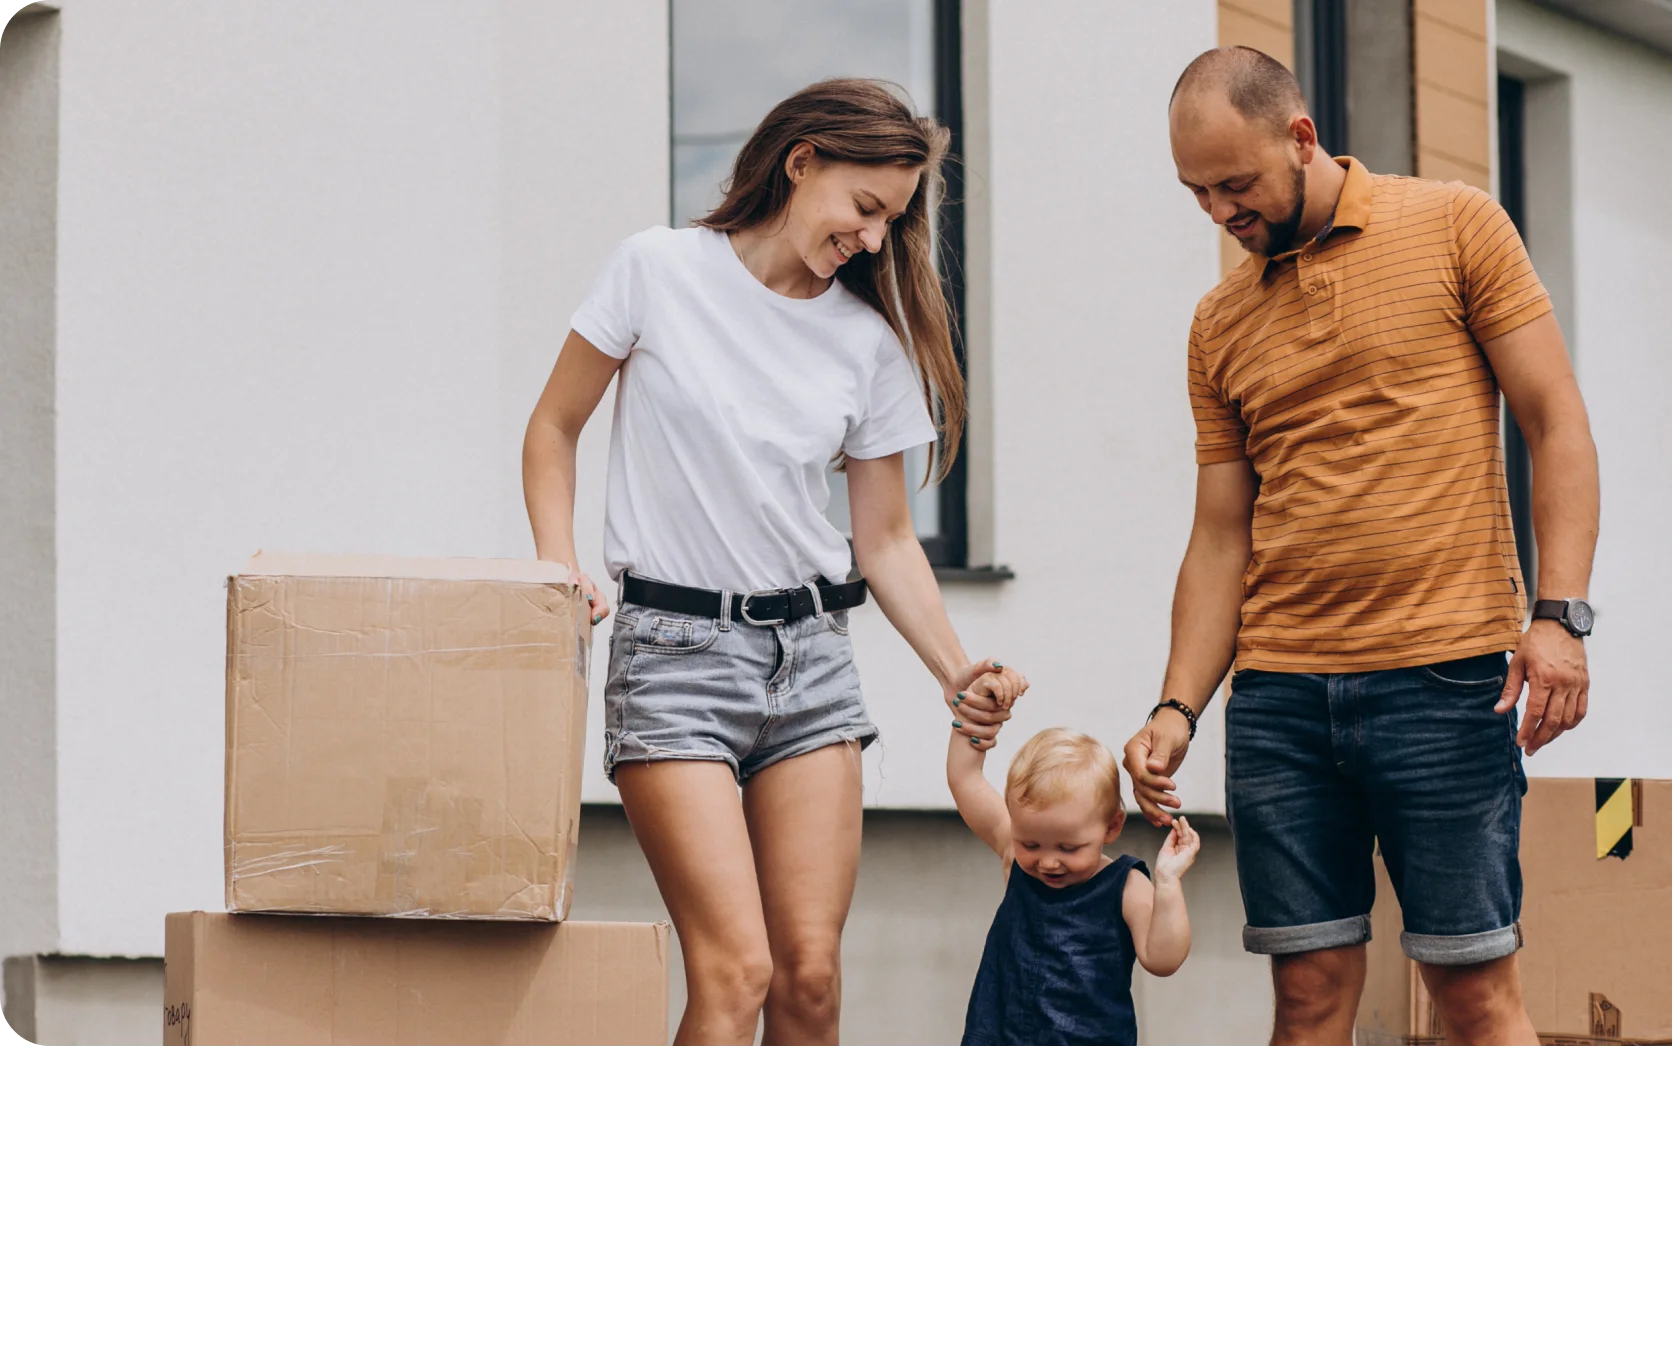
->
xmin=1271 ymin=945 xmax=1367 ymax=1045
xmin=1420 ymin=954 xmax=1540 ymax=1046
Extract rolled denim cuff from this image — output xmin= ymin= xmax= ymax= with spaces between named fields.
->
xmin=1242 ymin=914 xmax=1372 ymax=956
xmin=1401 ymin=923 xmax=1522 ymax=966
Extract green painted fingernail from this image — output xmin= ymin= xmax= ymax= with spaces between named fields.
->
xmin=952 ymin=720 xmax=963 ymax=729
xmin=970 ymin=737 xmax=980 ymax=746
xmin=956 ymin=692 xmax=965 ymax=702
xmin=993 ymin=662 xmax=1005 ymax=670
xmin=592 ymin=613 xmax=603 ymax=624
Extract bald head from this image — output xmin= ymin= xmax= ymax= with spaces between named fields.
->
xmin=1170 ymin=46 xmax=1306 ymax=137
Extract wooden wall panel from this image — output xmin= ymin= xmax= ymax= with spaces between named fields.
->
xmin=1414 ymin=0 xmax=1492 ymax=189
xmin=1215 ymin=1 xmax=1296 ymax=275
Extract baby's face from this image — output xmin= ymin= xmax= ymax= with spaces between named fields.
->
xmin=1008 ymin=797 xmax=1121 ymax=889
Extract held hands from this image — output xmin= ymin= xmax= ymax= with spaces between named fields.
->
xmin=1498 ymin=620 xmax=1588 ymax=754
xmin=1123 ymin=706 xmax=1192 ymax=827
xmin=1153 ymin=815 xmax=1201 ymax=884
xmin=948 ymin=660 xmax=1029 ymax=751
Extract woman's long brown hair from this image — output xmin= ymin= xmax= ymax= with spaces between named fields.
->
xmin=697 ymin=78 xmax=964 ymax=480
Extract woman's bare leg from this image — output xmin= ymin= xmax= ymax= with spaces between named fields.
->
xmin=617 ymin=760 xmax=772 ymax=1046
xmin=742 ymin=743 xmax=865 ymax=1046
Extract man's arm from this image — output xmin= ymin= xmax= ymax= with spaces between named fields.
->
xmin=1123 ymin=459 xmax=1257 ymax=826
xmin=1482 ymin=312 xmax=1600 ymax=753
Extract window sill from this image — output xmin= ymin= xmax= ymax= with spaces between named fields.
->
xmin=932 ymin=565 xmax=1015 ymax=584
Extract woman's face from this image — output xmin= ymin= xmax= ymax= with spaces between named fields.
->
xmin=782 ymin=145 xmax=922 ymax=279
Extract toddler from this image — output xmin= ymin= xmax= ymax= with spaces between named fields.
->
xmin=948 ymin=673 xmax=1198 ymax=1045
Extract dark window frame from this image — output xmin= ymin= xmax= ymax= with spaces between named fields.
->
xmin=1299 ymin=0 xmax=1350 ymax=155
xmin=1496 ymin=71 xmax=1537 ymax=602
xmin=918 ymin=0 xmax=968 ymax=568
xmin=666 ymin=0 xmax=969 ymax=569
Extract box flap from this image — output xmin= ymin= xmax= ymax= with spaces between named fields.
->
xmin=239 ymin=552 xmax=574 ymax=585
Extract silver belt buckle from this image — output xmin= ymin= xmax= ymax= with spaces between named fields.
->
xmin=738 ymin=590 xmax=775 ymax=626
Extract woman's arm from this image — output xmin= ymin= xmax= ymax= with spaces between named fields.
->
xmin=522 ymin=330 xmax=623 ymax=622
xmin=845 ymin=453 xmax=1021 ymax=749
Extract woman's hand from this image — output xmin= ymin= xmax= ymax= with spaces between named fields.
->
xmin=524 ymin=331 xmax=623 ymax=627
xmin=947 ymin=659 xmax=1028 ymax=750
xmin=576 ymin=570 xmax=609 ymax=626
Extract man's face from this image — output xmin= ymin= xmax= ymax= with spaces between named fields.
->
xmin=1171 ymin=96 xmax=1311 ymax=257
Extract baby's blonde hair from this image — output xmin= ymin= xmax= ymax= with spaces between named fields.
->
xmin=1005 ymin=728 xmax=1124 ymax=824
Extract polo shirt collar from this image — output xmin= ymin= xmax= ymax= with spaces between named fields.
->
xmin=1254 ymin=156 xmax=1373 ymax=284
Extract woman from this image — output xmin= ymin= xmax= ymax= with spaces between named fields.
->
xmin=523 ymin=79 xmax=1020 ymax=1045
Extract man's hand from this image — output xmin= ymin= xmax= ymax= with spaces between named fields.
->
xmin=947 ymin=659 xmax=1028 ymax=751
xmin=1123 ymin=707 xmax=1193 ymax=827
xmin=1497 ymin=620 xmax=1588 ymax=754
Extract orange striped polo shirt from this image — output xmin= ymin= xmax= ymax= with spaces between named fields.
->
xmin=1188 ymin=156 xmax=1551 ymax=673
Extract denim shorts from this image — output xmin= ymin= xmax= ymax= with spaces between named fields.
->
xmin=1225 ymin=652 xmax=1527 ymax=966
xmin=602 ymin=585 xmax=879 ymax=785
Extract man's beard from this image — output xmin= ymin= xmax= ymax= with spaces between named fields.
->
xmin=1237 ymin=164 xmax=1310 ymax=257
xmin=1258 ymin=165 xmax=1309 ymax=257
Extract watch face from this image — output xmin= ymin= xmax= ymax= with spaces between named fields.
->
xmin=1568 ymin=600 xmax=1594 ymax=634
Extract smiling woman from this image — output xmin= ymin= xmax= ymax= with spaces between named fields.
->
xmin=521 ymin=76 xmax=1023 ymax=1045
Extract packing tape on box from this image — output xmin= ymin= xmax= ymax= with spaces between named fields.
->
xmin=1595 ymin=777 xmax=1635 ymax=860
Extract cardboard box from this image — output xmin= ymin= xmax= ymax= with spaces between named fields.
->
xmin=1356 ymin=779 xmax=1672 ymax=1044
xmin=164 ymin=912 xmax=669 ymax=1044
xmin=225 ymin=554 xmax=590 ymax=921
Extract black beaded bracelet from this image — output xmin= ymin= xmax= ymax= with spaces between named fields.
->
xmin=1147 ymin=698 xmax=1199 ymax=741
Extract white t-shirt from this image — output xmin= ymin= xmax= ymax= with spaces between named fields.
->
xmin=569 ymin=225 xmax=938 ymax=592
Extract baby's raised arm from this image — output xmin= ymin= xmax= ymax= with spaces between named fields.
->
xmin=1121 ymin=816 xmax=1199 ymax=976
xmin=946 ymin=671 xmax=1028 ymax=858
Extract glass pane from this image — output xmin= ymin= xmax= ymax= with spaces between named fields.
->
xmin=672 ymin=0 xmax=937 ymax=226
xmin=672 ymin=0 xmax=942 ymax=539
xmin=822 ymin=444 xmax=940 ymax=541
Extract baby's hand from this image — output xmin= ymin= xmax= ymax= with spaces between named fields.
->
xmin=968 ymin=669 xmax=1028 ymax=716
xmin=1154 ymin=814 xmax=1201 ymax=883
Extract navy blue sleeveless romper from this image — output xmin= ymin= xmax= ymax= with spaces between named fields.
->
xmin=961 ymin=855 xmax=1149 ymax=1046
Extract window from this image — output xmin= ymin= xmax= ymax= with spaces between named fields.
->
xmin=670 ymin=0 xmax=969 ymax=568
xmin=1292 ymin=0 xmax=1413 ymax=175
xmin=1497 ymin=72 xmax=1536 ymax=601
xmin=1294 ymin=0 xmax=1348 ymax=155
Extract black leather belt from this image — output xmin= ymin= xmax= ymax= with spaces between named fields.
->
xmin=621 ymin=570 xmax=868 ymax=625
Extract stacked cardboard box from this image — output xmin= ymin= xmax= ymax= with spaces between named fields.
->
xmin=1356 ymin=778 xmax=1672 ymax=1045
xmin=164 ymin=553 xmax=669 ymax=1045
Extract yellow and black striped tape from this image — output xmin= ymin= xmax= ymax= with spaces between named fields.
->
xmin=1596 ymin=778 xmax=1634 ymax=861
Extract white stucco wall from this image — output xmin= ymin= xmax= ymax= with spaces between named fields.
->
xmin=33 ymin=0 xmax=1652 ymax=966
xmin=25 ymin=0 xmax=1225 ymax=957
xmin=44 ymin=0 xmax=668 ymax=955
xmin=845 ymin=0 xmax=1224 ymax=811
xmin=0 ymin=6 xmax=60 ymax=964
xmin=1495 ymin=0 xmax=1672 ymax=781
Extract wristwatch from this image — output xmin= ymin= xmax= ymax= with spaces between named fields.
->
xmin=1532 ymin=598 xmax=1594 ymax=638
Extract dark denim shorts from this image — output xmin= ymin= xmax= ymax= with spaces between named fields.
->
xmin=1225 ymin=652 xmax=1527 ymax=966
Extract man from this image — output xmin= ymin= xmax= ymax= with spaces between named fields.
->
xmin=1125 ymin=47 xmax=1600 ymax=1045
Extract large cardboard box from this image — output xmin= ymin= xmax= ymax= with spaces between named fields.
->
xmin=1356 ymin=779 xmax=1672 ymax=1044
xmin=225 ymin=554 xmax=590 ymax=921
xmin=164 ymin=912 xmax=669 ymax=1044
